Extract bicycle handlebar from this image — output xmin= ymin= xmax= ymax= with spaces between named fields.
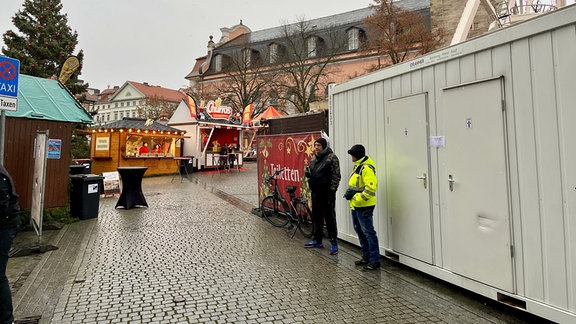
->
xmin=266 ymin=168 xmax=285 ymax=182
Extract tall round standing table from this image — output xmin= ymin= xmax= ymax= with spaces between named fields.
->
xmin=115 ymin=166 xmax=148 ymax=209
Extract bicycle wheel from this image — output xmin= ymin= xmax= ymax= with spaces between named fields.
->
xmin=261 ymin=196 xmax=290 ymax=227
xmin=294 ymin=200 xmax=314 ymax=238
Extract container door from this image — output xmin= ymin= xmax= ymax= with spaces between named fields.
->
xmin=386 ymin=94 xmax=433 ymax=263
xmin=441 ymin=78 xmax=513 ymax=292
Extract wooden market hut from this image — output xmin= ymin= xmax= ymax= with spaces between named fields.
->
xmin=5 ymin=75 xmax=93 ymax=209
xmin=89 ymin=118 xmax=186 ymax=176
xmin=259 ymin=110 xmax=328 ymax=136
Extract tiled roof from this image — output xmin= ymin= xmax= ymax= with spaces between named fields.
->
xmin=244 ymin=7 xmax=373 ymax=45
xmin=96 ymin=87 xmax=118 ymax=103
xmin=186 ymin=56 xmax=206 ymax=79
xmin=100 ymin=88 xmax=118 ymax=95
xmin=84 ymin=92 xmax=98 ymax=102
xmin=91 ymin=117 xmax=184 ymax=133
xmin=128 ymin=81 xmax=186 ymax=103
xmin=222 ymin=0 xmax=428 ymax=47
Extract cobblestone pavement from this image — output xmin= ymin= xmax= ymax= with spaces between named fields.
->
xmin=8 ymin=162 xmax=546 ymax=323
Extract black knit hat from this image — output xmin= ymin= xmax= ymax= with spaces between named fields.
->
xmin=347 ymin=144 xmax=365 ymax=159
xmin=314 ymin=138 xmax=327 ymax=150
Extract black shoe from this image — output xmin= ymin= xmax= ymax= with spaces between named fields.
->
xmin=14 ymin=315 xmax=42 ymax=324
xmin=354 ymin=258 xmax=369 ymax=266
xmin=362 ymin=262 xmax=381 ymax=271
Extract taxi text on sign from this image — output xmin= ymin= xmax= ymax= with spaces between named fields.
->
xmin=0 ymin=55 xmax=20 ymax=111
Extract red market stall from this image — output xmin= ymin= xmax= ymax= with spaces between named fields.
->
xmin=169 ymin=99 xmax=257 ymax=169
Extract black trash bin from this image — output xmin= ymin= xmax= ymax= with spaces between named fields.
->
xmin=81 ymin=160 xmax=92 ymax=174
xmin=69 ymin=165 xmax=85 ymax=175
xmin=70 ymin=174 xmax=104 ymax=220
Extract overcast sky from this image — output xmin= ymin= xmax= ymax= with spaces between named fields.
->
xmin=0 ymin=0 xmax=371 ymax=91
xmin=1 ymin=1 xmax=572 ymax=91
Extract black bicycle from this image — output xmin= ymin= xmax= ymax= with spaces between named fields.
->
xmin=260 ymin=168 xmax=314 ymax=238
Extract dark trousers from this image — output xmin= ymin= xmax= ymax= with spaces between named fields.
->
xmin=229 ymin=154 xmax=235 ymax=168
xmin=0 ymin=225 xmax=19 ymax=324
xmin=311 ymin=190 xmax=337 ymax=243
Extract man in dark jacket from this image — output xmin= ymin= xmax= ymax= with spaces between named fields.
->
xmin=304 ymin=137 xmax=341 ymax=254
xmin=0 ymin=164 xmax=21 ymax=324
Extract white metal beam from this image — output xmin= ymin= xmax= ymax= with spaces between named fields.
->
xmin=450 ymin=0 xmax=482 ymax=45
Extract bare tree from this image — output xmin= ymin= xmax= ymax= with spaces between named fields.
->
xmin=137 ymin=95 xmax=178 ymax=120
xmin=183 ymin=82 xmax=218 ymax=112
xmin=211 ymin=44 xmax=273 ymax=118
xmin=273 ymin=18 xmax=342 ymax=113
xmin=362 ymin=0 xmax=446 ymax=69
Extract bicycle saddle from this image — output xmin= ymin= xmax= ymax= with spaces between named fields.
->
xmin=285 ymin=186 xmax=297 ymax=193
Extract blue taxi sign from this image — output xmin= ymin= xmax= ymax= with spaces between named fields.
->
xmin=0 ymin=55 xmax=20 ymax=111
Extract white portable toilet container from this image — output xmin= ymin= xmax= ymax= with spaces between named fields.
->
xmin=330 ymin=6 xmax=576 ymax=323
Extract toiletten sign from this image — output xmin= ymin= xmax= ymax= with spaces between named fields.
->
xmin=256 ymin=132 xmax=321 ymax=203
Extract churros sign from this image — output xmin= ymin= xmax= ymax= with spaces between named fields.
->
xmin=205 ymin=100 xmax=233 ymax=120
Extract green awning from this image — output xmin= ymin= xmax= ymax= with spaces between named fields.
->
xmin=6 ymin=74 xmax=93 ymax=123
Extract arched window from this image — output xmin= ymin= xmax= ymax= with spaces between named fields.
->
xmin=307 ymin=37 xmax=317 ymax=57
xmin=243 ymin=48 xmax=252 ymax=68
xmin=269 ymin=43 xmax=279 ymax=64
xmin=214 ymin=54 xmax=222 ymax=72
xmin=348 ymin=28 xmax=359 ymax=50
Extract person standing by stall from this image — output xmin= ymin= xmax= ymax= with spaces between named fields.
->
xmin=219 ymin=144 xmax=228 ymax=169
xmin=0 ymin=164 xmax=21 ymax=324
xmin=139 ymin=142 xmax=150 ymax=155
xmin=344 ymin=144 xmax=380 ymax=270
xmin=304 ymin=138 xmax=341 ymax=254
xmin=228 ymin=144 xmax=237 ymax=169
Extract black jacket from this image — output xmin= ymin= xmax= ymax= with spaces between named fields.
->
xmin=307 ymin=147 xmax=341 ymax=192
xmin=0 ymin=164 xmax=20 ymax=229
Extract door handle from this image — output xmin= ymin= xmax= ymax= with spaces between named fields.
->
xmin=448 ymin=174 xmax=455 ymax=191
xmin=416 ymin=173 xmax=427 ymax=189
